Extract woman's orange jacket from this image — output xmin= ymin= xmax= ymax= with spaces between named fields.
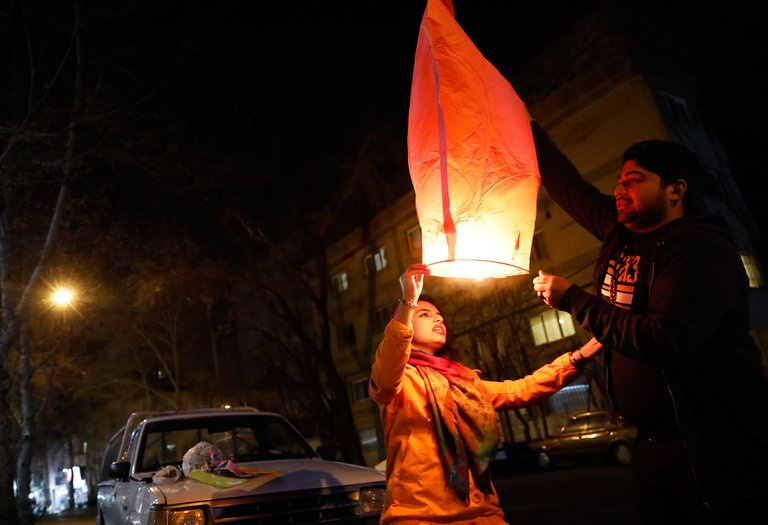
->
xmin=369 ymin=319 xmax=580 ymax=524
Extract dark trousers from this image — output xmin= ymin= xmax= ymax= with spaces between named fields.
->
xmin=633 ymin=431 xmax=762 ymax=524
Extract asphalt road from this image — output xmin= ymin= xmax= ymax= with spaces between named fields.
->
xmin=37 ymin=505 xmax=95 ymax=525
xmin=494 ymin=463 xmax=642 ymax=524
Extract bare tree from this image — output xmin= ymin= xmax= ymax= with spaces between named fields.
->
xmin=0 ymin=1 xmax=87 ymax=519
xmin=0 ymin=1 xmax=223 ymax=519
xmin=232 ymin=126 xmax=409 ymax=465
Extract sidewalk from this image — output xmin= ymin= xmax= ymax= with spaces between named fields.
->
xmin=36 ymin=504 xmax=97 ymax=524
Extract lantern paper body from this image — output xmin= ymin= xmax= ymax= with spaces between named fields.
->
xmin=408 ymin=0 xmax=539 ymax=279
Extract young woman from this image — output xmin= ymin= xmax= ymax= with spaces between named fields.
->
xmin=370 ymin=263 xmax=602 ymax=524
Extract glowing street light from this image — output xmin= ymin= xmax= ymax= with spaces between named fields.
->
xmin=51 ymin=288 xmax=75 ymax=308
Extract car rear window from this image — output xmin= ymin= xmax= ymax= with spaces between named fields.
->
xmin=585 ymin=412 xmax=611 ymax=430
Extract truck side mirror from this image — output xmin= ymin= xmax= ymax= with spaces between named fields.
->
xmin=109 ymin=461 xmax=130 ymax=481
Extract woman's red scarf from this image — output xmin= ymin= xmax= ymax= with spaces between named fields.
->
xmin=408 ymin=350 xmax=500 ymax=501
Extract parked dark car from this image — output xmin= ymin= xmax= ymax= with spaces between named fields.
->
xmin=526 ymin=409 xmax=637 ymax=468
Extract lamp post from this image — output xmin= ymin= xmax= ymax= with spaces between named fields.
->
xmin=49 ymin=286 xmax=77 ymax=511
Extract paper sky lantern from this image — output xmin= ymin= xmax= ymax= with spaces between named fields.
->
xmin=408 ymin=0 xmax=539 ymax=279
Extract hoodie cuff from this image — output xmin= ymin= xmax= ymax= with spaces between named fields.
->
xmin=559 ymin=283 xmax=590 ymax=313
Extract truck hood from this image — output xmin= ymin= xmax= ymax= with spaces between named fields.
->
xmin=153 ymin=458 xmax=385 ymax=506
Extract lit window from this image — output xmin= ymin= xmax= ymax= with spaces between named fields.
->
xmin=405 ymin=225 xmax=422 ymax=257
xmin=331 ymin=271 xmax=349 ymax=295
xmin=363 ymin=246 xmax=388 ymax=275
xmin=740 ymin=253 xmax=766 ymax=288
xmin=350 ymin=377 xmax=371 ymax=403
xmin=547 ymin=378 xmax=590 ymax=413
xmin=529 ymin=309 xmax=576 ymax=345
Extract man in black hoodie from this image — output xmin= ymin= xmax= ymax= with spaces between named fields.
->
xmin=530 ymin=120 xmax=768 ymax=523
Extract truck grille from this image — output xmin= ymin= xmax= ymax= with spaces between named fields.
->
xmin=206 ymin=488 xmax=380 ymax=524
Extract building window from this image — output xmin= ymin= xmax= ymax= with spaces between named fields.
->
xmin=363 ymin=246 xmax=388 ymax=275
xmin=350 ymin=377 xmax=371 ymax=403
xmin=331 ymin=271 xmax=349 ymax=295
xmin=338 ymin=323 xmax=356 ymax=347
xmin=373 ymin=304 xmax=395 ymax=333
xmin=529 ymin=309 xmax=576 ymax=345
xmin=741 ymin=253 xmax=766 ymax=288
xmin=547 ymin=377 xmax=590 ymax=413
xmin=405 ymin=225 xmax=422 ymax=257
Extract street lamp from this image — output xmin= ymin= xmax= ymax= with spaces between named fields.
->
xmin=51 ymin=288 xmax=75 ymax=308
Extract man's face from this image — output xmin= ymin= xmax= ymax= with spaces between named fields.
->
xmin=410 ymin=300 xmax=446 ymax=355
xmin=614 ymin=160 xmax=678 ymax=232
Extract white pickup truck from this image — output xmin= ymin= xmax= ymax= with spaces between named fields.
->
xmin=96 ymin=407 xmax=386 ymax=525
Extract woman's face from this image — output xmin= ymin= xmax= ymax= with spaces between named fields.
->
xmin=410 ymin=300 xmax=446 ymax=354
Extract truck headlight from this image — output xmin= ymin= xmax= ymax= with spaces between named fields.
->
xmin=357 ymin=486 xmax=386 ymax=515
xmin=151 ymin=507 xmax=208 ymax=525
xmin=170 ymin=509 xmax=206 ymax=525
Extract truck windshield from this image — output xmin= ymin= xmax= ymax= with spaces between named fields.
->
xmin=137 ymin=414 xmax=317 ymax=472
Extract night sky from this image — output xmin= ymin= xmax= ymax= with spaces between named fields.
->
xmin=94 ymin=1 xmax=604 ymax=230
xmin=151 ymin=0 xmax=763 ymax=242
xmin=7 ymin=0 xmax=766 ymax=250
xmin=162 ymin=2 xmax=599 ymax=152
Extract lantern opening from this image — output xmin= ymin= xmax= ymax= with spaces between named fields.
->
xmin=427 ymin=260 xmax=527 ymax=280
xmin=420 ymin=215 xmax=530 ymax=279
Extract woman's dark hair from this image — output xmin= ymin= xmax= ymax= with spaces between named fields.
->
xmin=622 ymin=139 xmax=704 ymax=211
xmin=416 ymin=293 xmax=439 ymax=310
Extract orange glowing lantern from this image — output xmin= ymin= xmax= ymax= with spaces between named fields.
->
xmin=408 ymin=0 xmax=539 ymax=279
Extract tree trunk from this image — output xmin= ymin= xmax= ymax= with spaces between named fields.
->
xmin=16 ymin=329 xmax=34 ymax=524
xmin=0 ymin=362 xmax=19 ymax=524
xmin=67 ymin=439 xmax=75 ymax=510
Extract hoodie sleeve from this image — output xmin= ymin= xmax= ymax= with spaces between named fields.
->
xmin=531 ymin=120 xmax=618 ymax=241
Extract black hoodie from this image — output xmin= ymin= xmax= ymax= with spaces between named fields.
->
xmin=531 ymin=120 xmax=768 ymax=501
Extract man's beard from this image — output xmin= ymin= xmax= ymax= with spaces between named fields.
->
xmin=616 ymin=202 xmax=666 ymax=231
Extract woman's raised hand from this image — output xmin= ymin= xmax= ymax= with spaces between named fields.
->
xmin=399 ymin=263 xmax=430 ymax=304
